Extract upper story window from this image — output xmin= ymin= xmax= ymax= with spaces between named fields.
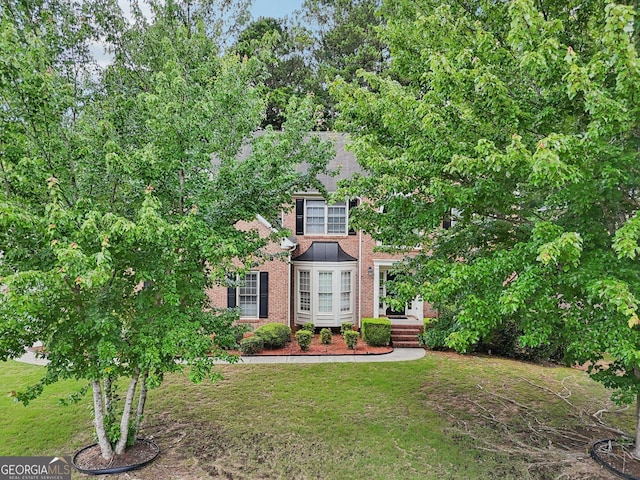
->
xmin=296 ymin=198 xmax=356 ymax=236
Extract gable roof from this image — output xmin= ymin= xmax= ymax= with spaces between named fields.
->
xmin=304 ymin=132 xmax=361 ymax=193
xmin=212 ymin=131 xmax=361 ymax=194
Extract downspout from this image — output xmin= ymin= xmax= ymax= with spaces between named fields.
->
xmin=280 ymin=236 xmax=297 ymax=328
xmin=259 ymin=213 xmax=297 ymax=328
xmin=287 ymin=251 xmax=292 ymax=328
xmin=356 ymin=197 xmax=363 ymax=329
xmin=358 ymin=229 xmax=362 ymax=329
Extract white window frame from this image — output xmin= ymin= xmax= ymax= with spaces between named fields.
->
xmin=304 ymin=199 xmax=348 ymax=236
xmin=236 ymin=272 xmax=259 ymax=318
xmin=299 ymin=270 xmax=311 ymax=312
xmin=293 ymin=263 xmax=356 ymax=327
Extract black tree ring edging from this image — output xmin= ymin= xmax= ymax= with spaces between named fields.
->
xmin=590 ymin=438 xmax=640 ymax=480
xmin=72 ymin=438 xmax=160 ymax=475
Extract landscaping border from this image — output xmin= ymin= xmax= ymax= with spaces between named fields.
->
xmin=590 ymin=438 xmax=639 ymax=480
xmin=72 ymin=438 xmax=159 ymax=475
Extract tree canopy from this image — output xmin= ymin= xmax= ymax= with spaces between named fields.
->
xmin=0 ymin=0 xmax=332 ymax=460
xmin=333 ymin=0 xmax=640 ymax=453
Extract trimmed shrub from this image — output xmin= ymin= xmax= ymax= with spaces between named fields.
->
xmin=254 ymin=323 xmax=292 ymax=349
xmin=340 ymin=321 xmax=354 ymax=335
xmin=295 ymin=329 xmax=313 ymax=351
xmin=320 ymin=328 xmax=333 ymax=345
xmin=239 ymin=336 xmax=264 ymax=355
xmin=361 ymin=318 xmax=391 ymax=347
xmin=343 ymin=329 xmax=359 ymax=350
xmin=301 ymin=322 xmax=315 ymax=333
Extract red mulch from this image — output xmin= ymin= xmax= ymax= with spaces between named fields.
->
xmin=241 ymin=333 xmax=393 ymax=356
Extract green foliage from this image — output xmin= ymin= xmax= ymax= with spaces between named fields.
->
xmin=239 ymin=336 xmax=264 ymax=355
xmin=340 ymin=321 xmax=354 ymax=335
xmin=254 ymin=323 xmax=292 ymax=349
xmin=298 ymin=0 xmax=387 ymax=128
xmin=301 ymin=322 xmax=316 ymax=333
xmin=320 ymin=328 xmax=333 ymax=345
xmin=343 ymin=329 xmax=359 ymax=350
xmin=232 ymin=323 xmax=254 ymax=346
xmin=333 ymin=0 xmax=640 ymax=429
xmin=295 ymin=329 xmax=313 ymax=351
xmin=476 ymin=320 xmax=567 ymax=363
xmin=361 ymin=318 xmax=391 ymax=347
xmin=0 ymin=0 xmax=332 ymax=460
xmin=419 ymin=317 xmax=458 ymax=351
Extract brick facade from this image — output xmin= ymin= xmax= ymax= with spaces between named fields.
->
xmin=206 ymin=132 xmax=437 ymax=329
xmin=206 ymin=200 xmax=437 ymax=329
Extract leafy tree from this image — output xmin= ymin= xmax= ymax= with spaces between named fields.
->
xmin=232 ymin=0 xmax=388 ymax=130
xmin=0 ymin=0 xmax=332 ymax=461
xmin=299 ymin=0 xmax=388 ymax=127
xmin=234 ymin=16 xmax=312 ymax=129
xmin=334 ymin=0 xmax=640 ymax=454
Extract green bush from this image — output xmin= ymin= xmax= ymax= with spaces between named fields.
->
xmin=340 ymin=322 xmax=354 ymax=335
xmin=301 ymin=322 xmax=315 ymax=333
xmin=419 ymin=316 xmax=458 ymax=350
xmin=320 ymin=328 xmax=333 ymax=345
xmin=361 ymin=318 xmax=391 ymax=347
xmin=477 ymin=319 xmax=567 ymax=363
xmin=254 ymin=323 xmax=292 ymax=349
xmin=232 ymin=323 xmax=254 ymax=345
xmin=343 ymin=329 xmax=359 ymax=350
xmin=239 ymin=336 xmax=264 ymax=355
xmin=295 ymin=329 xmax=313 ymax=351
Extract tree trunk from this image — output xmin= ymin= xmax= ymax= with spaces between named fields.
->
xmin=634 ymin=393 xmax=640 ymax=460
xmin=114 ymin=370 xmax=139 ymax=455
xmin=92 ymin=380 xmax=114 ymax=460
xmin=134 ymin=370 xmax=149 ymax=435
xmin=103 ymin=377 xmax=112 ymax=417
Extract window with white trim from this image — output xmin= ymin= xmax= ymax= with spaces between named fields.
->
xmin=304 ymin=200 xmax=347 ymax=235
xmin=227 ymin=272 xmax=269 ymax=319
xmin=318 ymin=272 xmax=333 ymax=313
xmin=238 ymin=273 xmax=258 ymax=317
xmin=340 ymin=271 xmax=351 ymax=312
xmin=299 ymin=270 xmax=311 ymax=312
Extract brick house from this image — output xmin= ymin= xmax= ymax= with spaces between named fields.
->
xmin=207 ymin=132 xmax=437 ymax=334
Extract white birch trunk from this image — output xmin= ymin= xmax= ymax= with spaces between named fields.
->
xmin=91 ymin=380 xmax=114 ymax=460
xmin=114 ymin=370 xmax=139 ymax=455
xmin=134 ymin=370 xmax=148 ymax=435
xmin=103 ymin=377 xmax=111 ymax=417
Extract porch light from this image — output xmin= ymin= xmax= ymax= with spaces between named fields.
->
xmin=367 ymin=266 xmax=373 ymax=277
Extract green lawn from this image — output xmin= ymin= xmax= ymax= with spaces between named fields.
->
xmin=0 ymin=353 xmax=632 ymax=479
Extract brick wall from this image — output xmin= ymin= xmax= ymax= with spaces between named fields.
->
xmin=206 ymin=202 xmax=437 ymax=329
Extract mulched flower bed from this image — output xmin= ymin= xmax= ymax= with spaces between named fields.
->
xmin=73 ymin=438 xmax=159 ymax=475
xmin=244 ymin=333 xmax=393 ymax=356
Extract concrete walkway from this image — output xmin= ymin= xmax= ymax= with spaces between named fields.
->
xmin=15 ymin=347 xmax=426 ymax=366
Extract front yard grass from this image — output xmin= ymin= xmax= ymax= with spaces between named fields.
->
xmin=0 ymin=352 xmax=633 ymax=479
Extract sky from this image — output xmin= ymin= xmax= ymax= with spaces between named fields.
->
xmin=92 ymin=1 xmax=306 ymax=68
xmin=250 ymin=0 xmax=304 ymax=19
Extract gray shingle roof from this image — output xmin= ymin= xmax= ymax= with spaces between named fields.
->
xmin=211 ymin=131 xmax=361 ymax=193
xmin=305 ymin=132 xmax=361 ymax=192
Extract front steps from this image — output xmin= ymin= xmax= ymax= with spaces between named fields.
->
xmin=390 ymin=323 xmax=423 ymax=348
